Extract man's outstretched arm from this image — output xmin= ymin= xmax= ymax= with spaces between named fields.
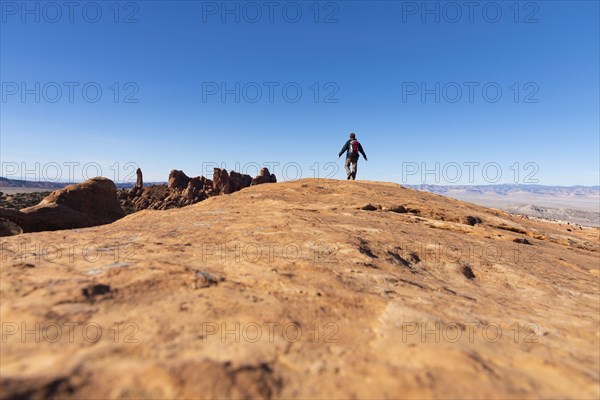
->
xmin=359 ymin=143 xmax=368 ymax=161
xmin=338 ymin=141 xmax=349 ymax=158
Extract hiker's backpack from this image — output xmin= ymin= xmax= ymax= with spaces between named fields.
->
xmin=349 ymin=140 xmax=359 ymax=155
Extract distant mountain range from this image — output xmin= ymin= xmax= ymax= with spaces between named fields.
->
xmin=407 ymin=184 xmax=600 ymax=196
xmin=408 ymin=184 xmax=599 ymax=227
xmin=0 ymin=177 xmax=67 ymax=189
xmin=0 ymin=177 xmax=165 ymax=190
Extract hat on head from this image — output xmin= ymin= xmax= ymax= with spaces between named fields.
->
xmin=349 ymin=133 xmax=356 ymax=139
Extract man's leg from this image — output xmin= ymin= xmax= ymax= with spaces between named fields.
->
xmin=345 ymin=157 xmax=352 ymax=179
xmin=351 ymin=159 xmax=358 ymax=180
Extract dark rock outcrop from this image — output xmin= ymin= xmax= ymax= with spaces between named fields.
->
xmin=168 ymin=170 xmax=191 ymax=190
xmin=135 ymin=168 xmax=143 ymax=188
xmin=119 ymin=168 xmax=277 ymax=214
xmin=0 ymin=177 xmax=125 ymax=233
xmin=1 ymin=167 xmax=278 ymax=234
xmin=388 ymin=205 xmax=407 ymax=214
xmin=118 ymin=183 xmax=195 ymax=213
xmin=251 ymin=167 xmax=277 ymax=186
xmin=213 ymin=169 xmax=253 ymax=195
xmin=463 ymin=215 xmax=483 ymax=226
xmin=0 ymin=220 xmax=14 ymax=237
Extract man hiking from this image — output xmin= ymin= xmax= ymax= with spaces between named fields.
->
xmin=338 ymin=133 xmax=367 ymax=180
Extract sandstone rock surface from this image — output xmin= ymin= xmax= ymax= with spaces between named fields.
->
xmin=0 ymin=177 xmax=124 ymax=233
xmin=1 ymin=179 xmax=598 ymax=399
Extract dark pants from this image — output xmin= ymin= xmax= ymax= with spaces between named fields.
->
xmin=345 ymin=156 xmax=358 ymax=180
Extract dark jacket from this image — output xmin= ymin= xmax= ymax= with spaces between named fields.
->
xmin=339 ymin=139 xmax=367 ymax=160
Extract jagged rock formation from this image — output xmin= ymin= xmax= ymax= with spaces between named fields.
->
xmin=1 ymin=179 xmax=598 ymax=399
xmin=135 ymin=168 xmax=143 ymax=188
xmin=212 ymin=169 xmax=253 ymax=195
xmin=168 ymin=170 xmax=190 ymax=190
xmin=251 ymin=167 xmax=277 ymax=186
xmin=0 ymin=177 xmax=124 ymax=233
xmin=118 ymin=168 xmax=276 ymax=213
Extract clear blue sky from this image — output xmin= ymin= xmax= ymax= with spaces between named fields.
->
xmin=1 ymin=0 xmax=598 ymax=185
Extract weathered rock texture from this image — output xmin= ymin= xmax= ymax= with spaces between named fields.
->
xmin=212 ymin=168 xmax=253 ymax=195
xmin=135 ymin=168 xmax=143 ymax=189
xmin=1 ymin=179 xmax=598 ymax=399
xmin=0 ymin=221 xmax=14 ymax=236
xmin=167 ymin=170 xmax=190 ymax=190
xmin=251 ymin=167 xmax=277 ymax=186
xmin=0 ymin=177 xmax=124 ymax=233
xmin=118 ymin=168 xmax=276 ymax=213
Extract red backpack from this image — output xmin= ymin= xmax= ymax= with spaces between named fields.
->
xmin=350 ymin=140 xmax=359 ymax=155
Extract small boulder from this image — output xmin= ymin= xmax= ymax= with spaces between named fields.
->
xmin=82 ymin=283 xmax=112 ymax=300
xmin=360 ymin=204 xmax=380 ymax=211
xmin=463 ymin=216 xmax=483 ymax=226
xmin=462 ymin=265 xmax=476 ymax=280
xmin=513 ymin=238 xmax=532 ymax=245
